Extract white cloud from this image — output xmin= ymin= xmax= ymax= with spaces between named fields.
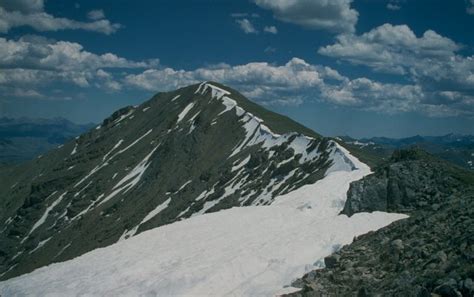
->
xmin=124 ymin=57 xmax=473 ymax=117
xmin=87 ymin=9 xmax=105 ymax=21
xmin=319 ymin=24 xmax=462 ymax=74
xmin=124 ymin=58 xmax=326 ymax=106
xmin=12 ymin=88 xmax=44 ymax=98
xmin=386 ymin=0 xmax=402 ymax=10
xmin=386 ymin=3 xmax=401 ymax=10
xmin=318 ymin=23 xmax=474 ymax=116
xmin=0 ymin=1 xmax=120 ymax=34
xmin=1 ymin=0 xmax=44 ymax=13
xmin=0 ymin=36 xmax=157 ymax=95
xmin=236 ymin=18 xmax=258 ymax=34
xmin=264 ymin=26 xmax=278 ymax=34
xmin=0 ymin=36 xmax=158 ymax=71
xmin=468 ymin=0 xmax=474 ymax=15
xmin=231 ymin=13 xmax=259 ymax=18
xmin=254 ymin=0 xmax=358 ymax=33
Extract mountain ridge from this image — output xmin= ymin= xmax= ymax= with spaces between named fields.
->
xmin=286 ymin=148 xmax=474 ymax=296
xmin=0 ymin=82 xmax=352 ymax=280
xmin=0 ymin=130 xmax=407 ymax=296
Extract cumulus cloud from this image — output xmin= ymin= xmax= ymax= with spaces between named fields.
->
xmin=236 ymin=18 xmax=258 ymax=34
xmin=12 ymin=88 xmax=44 ymax=98
xmin=123 ymin=57 xmax=473 ymax=117
xmin=0 ymin=0 xmax=120 ymax=34
xmin=1 ymin=0 xmax=44 ymax=13
xmin=318 ymin=23 xmax=474 ymax=116
xmin=124 ymin=58 xmax=327 ymax=106
xmin=386 ymin=3 xmax=401 ymax=10
xmin=230 ymin=13 xmax=259 ymax=18
xmin=254 ymin=0 xmax=358 ymax=33
xmin=386 ymin=0 xmax=402 ymax=10
xmin=319 ymin=24 xmax=460 ymax=73
xmin=264 ymin=25 xmax=278 ymax=34
xmin=87 ymin=9 xmax=105 ymax=20
xmin=0 ymin=36 xmax=158 ymax=96
xmin=468 ymin=0 xmax=474 ymax=15
xmin=0 ymin=36 xmax=158 ymax=71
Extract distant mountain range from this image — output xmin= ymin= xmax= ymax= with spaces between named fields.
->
xmin=0 ymin=117 xmax=94 ymax=164
xmin=339 ymin=134 xmax=474 ymax=171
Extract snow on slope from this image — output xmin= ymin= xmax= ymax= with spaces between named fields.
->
xmin=0 ymin=144 xmax=407 ymax=296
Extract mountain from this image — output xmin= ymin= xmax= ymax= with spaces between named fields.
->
xmin=287 ymin=148 xmax=474 ymax=296
xmin=2 ymin=83 xmax=471 ymax=296
xmin=339 ymin=134 xmax=474 ymax=171
xmin=0 ymin=117 xmax=94 ymax=164
xmin=0 ymin=81 xmax=407 ymax=292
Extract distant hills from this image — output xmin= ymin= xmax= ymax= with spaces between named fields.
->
xmin=339 ymin=134 xmax=474 ymax=171
xmin=0 ymin=117 xmax=94 ymax=164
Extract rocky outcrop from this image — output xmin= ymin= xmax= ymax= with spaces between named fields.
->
xmin=287 ymin=149 xmax=474 ymax=297
xmin=342 ymin=148 xmax=471 ymax=216
xmin=288 ymin=188 xmax=474 ymax=297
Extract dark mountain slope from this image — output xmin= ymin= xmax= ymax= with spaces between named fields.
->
xmin=0 ymin=82 xmax=353 ymax=280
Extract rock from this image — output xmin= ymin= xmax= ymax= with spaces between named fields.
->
xmin=357 ymin=287 xmax=371 ymax=297
xmin=324 ymin=254 xmax=341 ymax=268
xmin=285 ymin=153 xmax=474 ymax=297
xmin=391 ymin=239 xmax=404 ymax=251
xmin=436 ymin=251 xmax=448 ymax=263
xmin=341 ymin=148 xmax=467 ymax=216
xmin=433 ymin=283 xmax=462 ymax=297
xmin=462 ymin=278 xmax=474 ymax=294
xmin=416 ymin=287 xmax=431 ymax=297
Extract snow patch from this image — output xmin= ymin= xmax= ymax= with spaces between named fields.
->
xmin=70 ymin=143 xmax=78 ymax=156
xmin=177 ymin=102 xmax=195 ymax=123
xmin=0 ymin=146 xmax=408 ymax=296
xmin=175 ymin=180 xmax=192 ymax=193
xmin=24 ymin=191 xmax=65 ymax=240
xmin=29 ymin=238 xmax=52 ymax=254
xmin=231 ymin=155 xmax=251 ymax=172
xmin=74 ymin=130 xmax=152 ymax=188
xmin=140 ymin=198 xmax=172 ymax=226
xmin=113 ymin=109 xmax=134 ymax=125
xmin=97 ymin=144 xmax=160 ymax=207
xmin=102 ymin=139 xmax=123 ymax=161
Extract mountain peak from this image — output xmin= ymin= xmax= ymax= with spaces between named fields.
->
xmin=157 ymin=81 xmax=321 ymax=139
xmin=0 ymin=82 xmax=348 ymax=281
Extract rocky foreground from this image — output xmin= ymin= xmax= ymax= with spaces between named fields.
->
xmin=287 ymin=148 xmax=474 ymax=297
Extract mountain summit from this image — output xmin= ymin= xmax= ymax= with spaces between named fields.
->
xmin=0 ymin=83 xmax=409 ymax=296
xmin=0 ymin=82 xmax=360 ymax=280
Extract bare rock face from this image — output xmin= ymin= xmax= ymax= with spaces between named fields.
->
xmin=342 ymin=148 xmax=469 ymax=216
xmin=287 ymin=149 xmax=474 ymax=297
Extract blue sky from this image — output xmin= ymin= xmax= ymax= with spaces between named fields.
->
xmin=1 ymin=0 xmax=474 ymax=138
